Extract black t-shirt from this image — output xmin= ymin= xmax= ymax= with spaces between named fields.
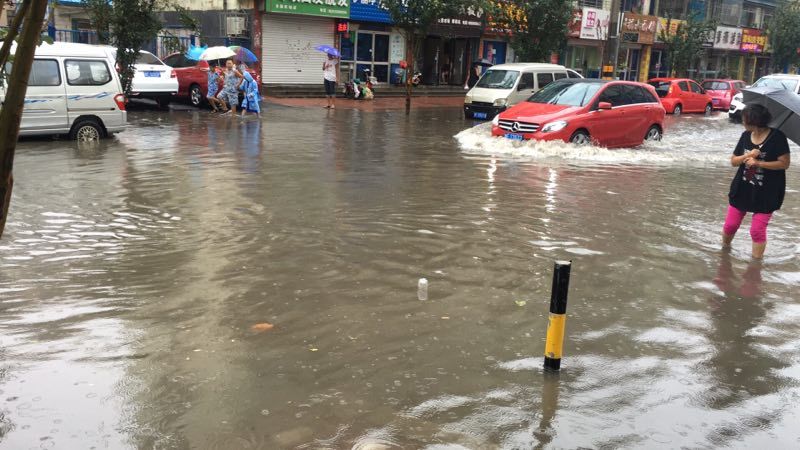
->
xmin=729 ymin=129 xmax=790 ymax=213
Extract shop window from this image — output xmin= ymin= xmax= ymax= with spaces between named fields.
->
xmin=341 ymin=36 xmax=355 ymax=61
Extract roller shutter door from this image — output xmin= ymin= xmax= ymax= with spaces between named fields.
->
xmin=262 ymin=14 xmax=334 ymax=84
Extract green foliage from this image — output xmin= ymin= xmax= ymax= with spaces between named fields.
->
xmin=659 ymin=14 xmax=715 ymax=78
xmin=768 ymin=0 xmax=800 ymax=72
xmin=493 ymin=0 xmax=572 ymax=62
xmin=83 ymin=0 xmax=165 ymax=95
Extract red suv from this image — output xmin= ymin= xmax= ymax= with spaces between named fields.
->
xmin=702 ymin=79 xmax=745 ymax=110
xmin=647 ymin=78 xmax=713 ymax=115
xmin=162 ymin=53 xmax=261 ymax=107
xmin=491 ymin=79 xmax=666 ymax=148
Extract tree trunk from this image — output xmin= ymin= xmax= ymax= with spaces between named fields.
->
xmin=0 ymin=0 xmax=30 ymax=70
xmin=405 ymin=33 xmax=413 ymax=114
xmin=0 ymin=0 xmax=50 ymax=239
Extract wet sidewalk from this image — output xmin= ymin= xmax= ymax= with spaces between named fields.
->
xmin=264 ymin=96 xmax=465 ymax=111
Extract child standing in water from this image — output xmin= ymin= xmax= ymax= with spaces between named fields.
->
xmin=220 ymin=58 xmax=243 ymax=116
xmin=205 ymin=63 xmax=225 ymax=112
xmin=240 ymin=71 xmax=261 ymax=118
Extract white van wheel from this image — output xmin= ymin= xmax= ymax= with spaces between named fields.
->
xmin=70 ymin=119 xmax=103 ymax=141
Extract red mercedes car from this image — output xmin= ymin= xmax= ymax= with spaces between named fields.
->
xmin=702 ymin=79 xmax=746 ymax=110
xmin=647 ymin=77 xmax=713 ymax=115
xmin=491 ymin=79 xmax=666 ymax=148
xmin=162 ymin=53 xmax=261 ymax=107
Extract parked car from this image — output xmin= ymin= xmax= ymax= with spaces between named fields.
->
xmin=0 ymin=42 xmax=126 ymax=140
xmin=702 ymin=79 xmax=745 ymax=111
xmin=647 ymin=77 xmax=713 ymax=116
xmin=162 ymin=53 xmax=261 ymax=107
xmin=105 ymin=48 xmax=178 ymax=108
xmin=729 ymin=74 xmax=800 ymax=120
xmin=491 ymin=79 xmax=666 ymax=148
xmin=464 ymin=63 xmax=583 ymax=120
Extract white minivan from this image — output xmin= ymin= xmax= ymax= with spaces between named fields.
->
xmin=464 ymin=63 xmax=583 ymax=120
xmin=0 ymin=42 xmax=126 ymax=140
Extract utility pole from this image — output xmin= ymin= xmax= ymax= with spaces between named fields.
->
xmin=610 ymin=0 xmax=622 ymax=79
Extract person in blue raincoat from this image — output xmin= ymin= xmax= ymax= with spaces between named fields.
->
xmin=240 ymin=71 xmax=261 ymax=118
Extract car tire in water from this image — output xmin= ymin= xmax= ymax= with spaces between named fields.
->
xmin=189 ymin=84 xmax=203 ymax=107
xmin=570 ymin=130 xmax=591 ymax=146
xmin=704 ymin=104 xmax=712 ymax=116
xmin=69 ymin=119 xmax=104 ymax=141
xmin=673 ymin=105 xmax=682 ymax=116
xmin=156 ymin=97 xmax=171 ymax=109
xmin=644 ymin=125 xmax=662 ymax=142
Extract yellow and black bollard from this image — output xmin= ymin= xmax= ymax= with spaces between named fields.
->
xmin=544 ymin=260 xmax=572 ymax=371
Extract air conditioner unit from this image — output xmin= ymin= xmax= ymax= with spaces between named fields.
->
xmin=226 ymin=16 xmax=247 ymax=36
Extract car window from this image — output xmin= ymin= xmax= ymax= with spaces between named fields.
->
xmin=135 ymin=51 xmax=163 ymax=65
xmin=638 ymin=86 xmax=659 ymax=103
xmin=5 ymin=59 xmax=61 ymax=86
xmin=648 ymin=81 xmax=670 ymax=98
xmin=527 ymin=81 xmax=603 ymax=106
xmin=678 ymin=81 xmax=690 ymax=92
xmin=567 ymin=69 xmax=582 ymax=79
xmin=690 ymin=82 xmax=703 ymax=94
xmin=537 ymin=73 xmax=554 ymax=89
xmin=702 ymin=81 xmax=730 ymax=90
xmin=597 ymin=85 xmax=631 ymax=107
xmin=163 ymin=54 xmax=182 ymax=67
xmin=752 ymin=77 xmax=800 ymax=91
xmin=622 ymin=85 xmax=653 ymax=104
xmin=65 ymin=59 xmax=112 ymax=86
xmin=476 ymin=69 xmax=520 ymax=89
xmin=554 ymin=72 xmax=566 ymax=80
xmin=518 ymin=72 xmax=534 ymax=90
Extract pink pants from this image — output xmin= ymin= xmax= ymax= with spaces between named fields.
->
xmin=723 ymin=205 xmax=772 ymax=244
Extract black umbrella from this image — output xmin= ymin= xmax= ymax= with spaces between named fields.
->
xmin=742 ymin=86 xmax=800 ymax=146
xmin=473 ymin=59 xmax=493 ymax=67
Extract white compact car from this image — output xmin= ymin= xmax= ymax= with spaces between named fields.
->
xmin=0 ymin=42 xmax=127 ymax=140
xmin=729 ymin=74 xmax=800 ymax=120
xmin=106 ymin=48 xmax=178 ymax=108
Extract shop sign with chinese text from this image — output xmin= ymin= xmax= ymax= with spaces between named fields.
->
xmin=621 ymin=13 xmax=657 ymax=45
xmin=713 ymin=25 xmax=742 ymax=50
xmin=740 ymin=28 xmax=767 ymax=53
xmin=265 ymin=0 xmax=350 ymax=18
xmin=580 ymin=7 xmax=609 ymax=40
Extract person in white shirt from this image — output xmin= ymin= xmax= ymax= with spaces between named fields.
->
xmin=323 ymin=54 xmax=339 ymax=109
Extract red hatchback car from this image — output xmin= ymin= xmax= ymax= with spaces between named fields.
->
xmin=162 ymin=53 xmax=261 ymax=107
xmin=702 ymin=79 xmax=746 ymax=110
xmin=647 ymin=78 xmax=713 ymax=115
xmin=491 ymin=79 xmax=666 ymax=148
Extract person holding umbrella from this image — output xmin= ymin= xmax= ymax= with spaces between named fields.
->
xmin=723 ymin=103 xmax=791 ymax=259
xmin=316 ymin=45 xmax=340 ymax=109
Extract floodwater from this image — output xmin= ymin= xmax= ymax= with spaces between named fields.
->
xmin=1 ymin=105 xmax=799 ymax=449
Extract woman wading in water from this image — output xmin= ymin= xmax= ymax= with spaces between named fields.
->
xmin=723 ymin=104 xmax=791 ymax=259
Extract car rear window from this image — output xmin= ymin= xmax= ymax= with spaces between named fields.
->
xmin=703 ymin=81 xmax=730 ymax=90
xmin=135 ymin=52 xmax=164 ymax=65
xmin=648 ymin=81 xmax=670 ymax=98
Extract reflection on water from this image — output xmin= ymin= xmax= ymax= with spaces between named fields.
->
xmin=1 ymin=107 xmax=799 ymax=448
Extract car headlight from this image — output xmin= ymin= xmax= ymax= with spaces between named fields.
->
xmin=492 ymin=115 xmax=500 ymax=126
xmin=493 ymin=98 xmax=508 ymax=107
xmin=733 ymin=94 xmax=743 ymax=102
xmin=541 ymin=120 xmax=568 ymax=133
xmin=464 ymin=96 xmax=473 ymax=104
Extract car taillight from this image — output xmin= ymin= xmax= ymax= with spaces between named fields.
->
xmin=668 ymin=84 xmax=674 ymax=94
xmin=114 ymin=94 xmax=126 ymax=111
xmin=170 ymin=70 xmax=177 ymax=78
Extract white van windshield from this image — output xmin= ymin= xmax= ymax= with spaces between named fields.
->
xmin=752 ymin=77 xmax=799 ymax=91
xmin=476 ymin=69 xmax=520 ymax=89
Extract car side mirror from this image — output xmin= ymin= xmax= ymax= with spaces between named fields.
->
xmin=598 ymin=101 xmax=612 ymax=110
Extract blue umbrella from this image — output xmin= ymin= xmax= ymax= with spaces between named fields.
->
xmin=314 ymin=45 xmax=340 ymax=58
xmin=185 ymin=44 xmax=207 ymax=61
xmin=230 ymin=46 xmax=258 ymax=63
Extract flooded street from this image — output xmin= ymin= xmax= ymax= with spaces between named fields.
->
xmin=1 ymin=105 xmax=799 ymax=449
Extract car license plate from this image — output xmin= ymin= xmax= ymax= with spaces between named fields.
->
xmin=473 ymin=112 xmax=488 ymax=119
xmin=145 ymin=71 xmax=161 ymax=77
xmin=505 ymin=133 xmax=524 ymax=141
xmin=712 ymin=99 xmax=720 ymax=104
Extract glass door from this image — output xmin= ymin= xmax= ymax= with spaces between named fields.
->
xmin=355 ymin=32 xmax=390 ymax=83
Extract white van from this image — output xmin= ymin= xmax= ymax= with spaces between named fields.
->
xmin=0 ymin=42 xmax=126 ymax=140
xmin=464 ymin=63 xmax=583 ymax=120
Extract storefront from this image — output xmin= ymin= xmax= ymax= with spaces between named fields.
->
xmin=740 ymin=28 xmax=770 ymax=82
xmin=423 ymin=12 xmax=483 ymax=86
xmin=260 ymin=0 xmax=347 ymax=84
xmin=620 ymin=13 xmax=657 ymax=82
xmin=564 ymin=7 xmax=609 ymax=78
xmin=340 ymin=0 xmax=405 ymax=84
